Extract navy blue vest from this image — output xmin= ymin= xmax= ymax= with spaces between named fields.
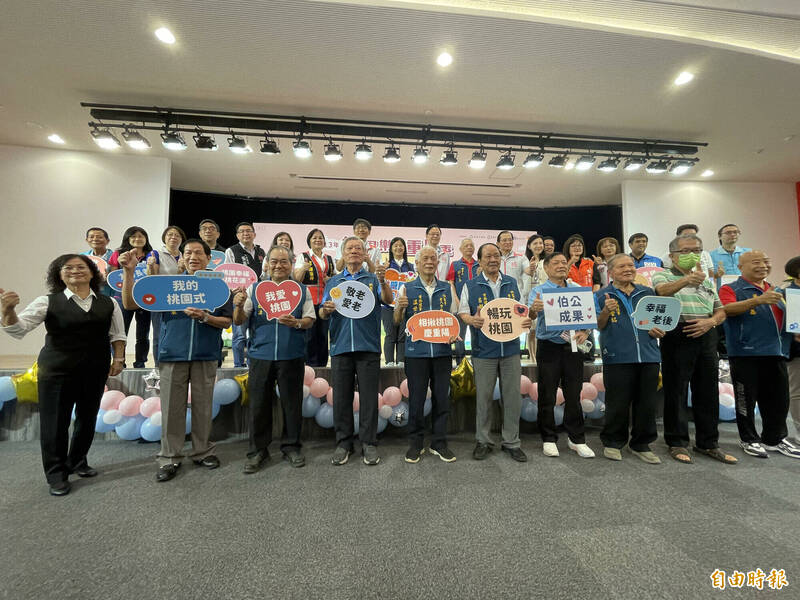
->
xmin=465 ymin=274 xmax=521 ymax=358
xmin=594 ymin=284 xmax=660 ymax=365
xmin=247 ymin=282 xmax=308 ymax=361
xmin=722 ymin=277 xmax=789 ymax=358
xmin=402 ymin=278 xmax=453 ymax=358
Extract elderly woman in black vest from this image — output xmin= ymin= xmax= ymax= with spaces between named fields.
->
xmin=1 ymin=254 xmax=126 ymax=496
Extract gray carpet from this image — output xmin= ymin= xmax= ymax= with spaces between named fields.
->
xmin=2 ymin=423 xmax=799 ymax=600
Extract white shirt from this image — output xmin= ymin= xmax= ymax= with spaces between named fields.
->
xmin=334 ymin=238 xmax=381 ymax=272
xmin=2 ymin=289 xmax=126 ymax=341
xmin=521 ymin=260 xmax=547 ymax=300
xmin=500 ymin=252 xmax=527 ymax=293
xmin=224 ymin=242 xmax=258 ymax=264
xmin=414 ymin=246 xmax=450 ymax=281
xmin=239 ymin=283 xmax=316 ymax=320
xmin=457 ymin=272 xmax=503 ymax=315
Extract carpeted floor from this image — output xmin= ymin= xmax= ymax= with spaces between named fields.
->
xmin=2 ymin=423 xmax=798 ymax=599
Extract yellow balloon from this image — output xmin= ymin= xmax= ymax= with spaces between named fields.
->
xmin=234 ymin=372 xmax=249 ymax=406
xmin=449 ymin=357 xmax=476 ymax=403
xmin=657 ymin=369 xmax=663 ymax=391
xmin=11 ymin=362 xmax=39 ymax=404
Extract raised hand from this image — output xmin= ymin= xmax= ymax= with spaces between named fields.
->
xmin=603 ymin=293 xmax=619 ymax=314
xmin=232 ymin=286 xmax=247 ymax=308
xmin=685 ymin=262 xmax=706 ymax=287
xmin=118 ymin=250 xmax=138 ymax=271
xmin=395 ymin=286 xmax=409 ymax=310
xmin=530 ymin=292 xmax=543 ymax=314
xmin=0 ymin=288 xmax=20 ymax=314
xmin=759 ymin=290 xmax=784 ymax=305
xmin=592 ymin=254 xmax=604 ymax=264
xmin=375 ymin=263 xmax=387 ymax=283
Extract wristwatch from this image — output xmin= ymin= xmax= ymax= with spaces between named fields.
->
xmin=294 ymin=321 xmax=302 ymax=330
xmin=201 ymin=312 xmax=209 ymax=323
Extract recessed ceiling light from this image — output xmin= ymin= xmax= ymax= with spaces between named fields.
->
xmin=47 ymin=133 xmax=65 ymax=144
xmin=674 ymin=71 xmax=694 ymax=86
xmin=701 ymin=169 xmax=714 ymax=177
xmin=436 ymin=52 xmax=453 ymax=67
xmin=155 ymin=27 xmax=176 ymax=44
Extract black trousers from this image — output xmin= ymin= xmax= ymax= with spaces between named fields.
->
xmin=381 ymin=307 xmax=405 ymax=363
xmin=729 ymin=356 xmax=789 ymax=446
xmin=306 ymin=304 xmax=330 ymax=367
xmin=118 ymin=298 xmax=150 ymax=368
xmin=38 ymin=367 xmax=107 ymax=484
xmin=331 ymin=351 xmax=380 ymax=449
xmin=660 ymin=324 xmax=720 ymax=449
xmin=536 ymin=339 xmax=585 ymax=443
xmin=247 ymin=357 xmax=304 ymax=456
xmin=601 ymin=363 xmax=659 ymax=450
xmin=405 ymin=356 xmax=451 ymax=451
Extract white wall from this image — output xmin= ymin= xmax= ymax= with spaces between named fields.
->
xmin=0 ymin=144 xmax=171 ymax=355
xmin=622 ymin=180 xmax=799 ymax=274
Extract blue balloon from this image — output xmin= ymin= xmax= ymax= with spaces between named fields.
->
xmin=719 ymin=403 xmax=736 ymax=422
xmin=140 ymin=417 xmax=162 ymax=442
xmin=71 ymin=406 xmax=77 ymax=421
xmin=390 ymin=401 xmax=409 ymax=427
xmin=423 ymin=397 xmax=432 ymax=417
xmin=521 ymin=398 xmax=538 ymax=422
xmin=185 ymin=408 xmax=192 ymax=435
xmin=211 ymin=402 xmax=221 ymax=419
xmin=353 ymin=411 xmax=360 ymax=432
xmin=596 ymin=390 xmax=606 ymax=403
xmin=687 ymin=387 xmax=692 ymax=408
xmin=116 ymin=415 xmax=145 ymax=440
xmin=554 ymin=404 xmax=565 ymax=426
xmin=588 ymin=400 xmax=605 ymax=420
xmin=377 ymin=416 xmax=388 ymax=433
xmin=213 ymin=378 xmax=241 ymax=406
xmin=302 ymin=394 xmax=321 ymax=418
xmin=493 ymin=381 xmax=501 ymax=401
xmin=315 ymin=402 xmax=334 ymax=428
xmin=95 ymin=409 xmax=115 ymax=433
xmin=0 ymin=376 xmax=16 ymax=404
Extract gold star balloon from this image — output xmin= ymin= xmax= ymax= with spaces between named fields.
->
xmin=449 ymin=357 xmax=476 ymax=403
xmin=234 ymin=372 xmax=249 ymax=406
xmin=11 ymin=362 xmax=38 ymax=404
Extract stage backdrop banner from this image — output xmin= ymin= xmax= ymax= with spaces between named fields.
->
xmin=254 ymin=224 xmax=535 ymax=264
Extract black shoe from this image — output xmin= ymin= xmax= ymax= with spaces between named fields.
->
xmin=192 ymin=455 xmax=220 ymax=469
xmin=156 ymin=463 xmax=181 ymax=482
xmin=243 ymin=452 xmax=268 ymax=474
xmin=405 ymin=446 xmax=423 ymax=463
xmin=502 ymin=446 xmax=528 ymax=462
xmin=429 ymin=446 xmax=456 ymax=462
xmin=49 ymin=480 xmax=71 ymax=496
xmin=72 ymin=464 xmax=98 ymax=478
xmin=472 ymin=442 xmax=492 ymax=460
xmin=283 ymin=450 xmax=306 ymax=468
xmin=133 ymin=362 xmax=145 ymax=369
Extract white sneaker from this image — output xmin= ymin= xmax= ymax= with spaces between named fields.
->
xmin=568 ymin=440 xmax=595 ymax=458
xmin=542 ymin=442 xmax=559 ymax=457
xmin=763 ymin=438 xmax=800 ymax=459
xmin=385 ymin=361 xmax=395 ymax=367
xmin=740 ymin=441 xmax=769 ymax=458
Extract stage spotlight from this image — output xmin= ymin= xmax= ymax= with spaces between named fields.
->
xmin=645 ymin=160 xmax=669 ymax=174
xmin=440 ymin=147 xmax=458 ymax=166
xmin=354 ymin=141 xmax=373 ymax=161
xmin=121 ymin=129 xmax=150 ymax=150
xmin=523 ymin=153 xmax=543 ymax=169
xmin=324 ymin=141 xmax=343 ymax=162
xmin=548 ymin=155 xmax=567 ymax=168
xmin=91 ymin=127 xmax=121 ymax=150
xmin=669 ymin=160 xmax=693 ymax=175
xmin=597 ymin=158 xmax=620 ymax=172
xmin=260 ymin=137 xmax=280 ymax=155
xmin=193 ymin=131 xmax=217 ymax=151
xmin=468 ymin=149 xmax=487 ymax=169
xmin=412 ymin=147 xmax=429 ymax=164
xmin=227 ymin=134 xmax=251 ymax=154
xmin=160 ymin=130 xmax=186 ymax=151
xmin=624 ymin=157 xmax=646 ymax=171
xmin=496 ymin=151 xmax=515 ymax=170
xmin=293 ymin=139 xmax=312 ymax=158
xmin=575 ymin=155 xmax=595 ymax=171
xmin=383 ymin=146 xmax=401 ymax=163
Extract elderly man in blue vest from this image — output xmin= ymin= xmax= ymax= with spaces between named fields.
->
xmin=395 ymin=246 xmax=459 ymax=463
xmin=458 ymin=242 xmax=531 ymax=462
xmin=320 ymin=236 xmax=393 ymax=466
xmin=233 ymin=245 xmax=316 ymax=474
xmin=719 ymin=250 xmax=800 ymax=459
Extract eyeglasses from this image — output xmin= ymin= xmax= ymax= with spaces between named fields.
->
xmin=674 ymin=248 xmax=702 ymax=254
xmin=721 ymin=230 xmax=740 ymax=236
xmin=199 ymin=226 xmax=218 ymax=232
xmin=237 ymin=229 xmax=254 ymax=234
xmin=61 ymin=265 xmax=89 ymax=272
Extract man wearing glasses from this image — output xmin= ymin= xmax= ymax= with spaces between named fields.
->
xmin=199 ymin=219 xmax=226 ymax=252
xmin=710 ymin=224 xmax=751 ymax=285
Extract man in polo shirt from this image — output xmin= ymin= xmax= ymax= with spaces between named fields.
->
xmin=710 ymin=223 xmax=751 ymax=285
xmin=447 ymin=238 xmax=479 ymax=363
xmin=82 ymin=227 xmax=114 ymax=297
xmin=653 ymin=233 xmax=736 ymax=465
xmin=628 ymin=233 xmax=663 ymax=268
xmin=661 ymin=224 xmax=714 ymax=277
xmin=497 ymin=231 xmax=527 ymax=294
xmin=334 ymin=218 xmax=381 ymax=274
xmin=719 ymin=251 xmax=800 ymax=459
xmin=199 ymin=219 xmax=226 ymax=252
xmin=414 ymin=224 xmax=450 ymax=281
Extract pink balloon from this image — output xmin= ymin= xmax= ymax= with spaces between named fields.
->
xmin=529 ymin=382 xmax=538 ymax=402
xmin=310 ymin=377 xmax=330 ymax=398
xmin=119 ymin=395 xmax=144 ymax=417
xmin=352 ymin=391 xmax=360 ymax=412
xmin=139 ymin=396 xmax=161 ymax=418
xmin=326 ymin=387 xmax=334 ymax=406
xmin=303 ymin=366 xmax=316 ymax=387
xmin=581 ymin=382 xmax=598 ymax=400
xmin=399 ymin=379 xmax=409 ymax=398
xmin=556 ymin=388 xmax=565 ymax=405
xmin=520 ymin=375 xmax=532 ymax=396
xmin=720 ymin=383 xmax=734 ymax=396
xmin=100 ymin=390 xmax=125 ymax=411
xmin=383 ymin=386 xmax=402 ymax=407
xmin=104 ymin=384 xmax=109 ymax=393
xmin=590 ymin=372 xmax=605 ymax=392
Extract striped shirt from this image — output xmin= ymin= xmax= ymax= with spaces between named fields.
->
xmin=652 ymin=268 xmax=721 ymax=319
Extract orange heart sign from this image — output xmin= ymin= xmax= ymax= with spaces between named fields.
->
xmin=405 ymin=310 xmax=457 ymax=343
xmin=479 ymin=298 xmax=529 ymax=342
xmin=255 ymin=280 xmax=303 ymax=320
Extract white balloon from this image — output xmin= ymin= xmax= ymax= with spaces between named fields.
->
xmin=719 ymin=393 xmax=735 ymax=408
xmin=103 ymin=409 xmax=123 ymax=425
xmin=379 ymin=404 xmax=393 ymax=420
xmin=580 ymin=398 xmax=595 ymax=413
xmin=150 ymin=411 xmax=163 ymax=427
xmin=302 ymin=385 xmax=310 ymax=398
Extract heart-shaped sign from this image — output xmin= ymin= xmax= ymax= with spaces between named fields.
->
xmin=546 ymin=298 xmax=554 ymax=306
xmin=215 ymin=262 xmax=258 ymax=290
xmin=255 ymin=280 xmax=303 ymax=320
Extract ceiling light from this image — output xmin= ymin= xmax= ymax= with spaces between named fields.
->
xmin=674 ymin=71 xmax=694 ymax=86
xmin=383 ymin=146 xmax=401 ymax=163
xmin=548 ymin=155 xmax=567 ymax=168
xmin=91 ymin=127 xmax=121 ymax=150
xmin=468 ymin=149 xmax=487 ymax=169
xmin=597 ymin=158 xmax=619 ymax=172
xmin=412 ymin=147 xmax=429 ymax=164
xmin=436 ymin=52 xmax=453 ymax=67
xmin=160 ymin=130 xmax=186 ymax=151
xmin=260 ymin=137 xmax=280 ymax=155
xmin=564 ymin=160 xmax=575 ymax=171
xmin=646 ymin=160 xmax=669 ymax=174
xmin=293 ymin=139 xmax=312 ymax=158
xmin=354 ymin=141 xmax=373 ymax=161
xmin=496 ymin=151 xmax=515 ymax=170
xmin=440 ymin=147 xmax=458 ymax=166
xmin=623 ymin=157 xmax=647 ymax=171
xmin=701 ymin=169 xmax=714 ymax=177
xmin=154 ymin=27 xmax=176 ymax=44
xmin=193 ymin=131 xmax=217 ymax=151
xmin=523 ymin=152 xmax=543 ymax=168
xmin=669 ymin=160 xmax=693 ymax=175
xmin=227 ymin=134 xmax=251 ymax=154
xmin=47 ymin=134 xmax=65 ymax=144
xmin=575 ymin=155 xmax=595 ymax=171
xmin=324 ymin=142 xmax=343 ymax=162
xmin=122 ymin=129 xmax=151 ymax=150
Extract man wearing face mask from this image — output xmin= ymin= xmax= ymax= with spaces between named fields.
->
xmin=719 ymin=251 xmax=800 ymax=459
xmin=653 ymin=234 xmax=736 ymax=465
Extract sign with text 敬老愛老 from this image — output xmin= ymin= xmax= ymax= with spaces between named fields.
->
xmin=330 ymin=280 xmax=375 ymax=319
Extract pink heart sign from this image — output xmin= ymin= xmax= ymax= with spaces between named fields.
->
xmin=215 ymin=263 xmax=258 ymax=290
xmin=255 ymin=280 xmax=303 ymax=320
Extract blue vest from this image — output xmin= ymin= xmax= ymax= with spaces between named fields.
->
xmin=324 ymin=269 xmax=382 ymax=356
xmin=158 ymin=300 xmax=231 ymax=362
xmin=465 ymin=274 xmax=521 ymax=358
xmin=722 ymin=277 xmax=789 ymax=358
xmin=451 ymin=258 xmax=479 ymax=298
xmin=247 ymin=282 xmax=308 ymax=361
xmin=594 ymin=284 xmax=661 ymax=365
xmin=402 ymin=278 xmax=453 ymax=358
